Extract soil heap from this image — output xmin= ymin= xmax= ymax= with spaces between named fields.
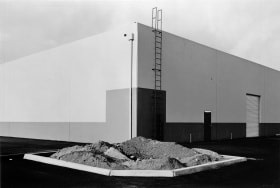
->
xmin=50 ymin=137 xmax=222 ymax=170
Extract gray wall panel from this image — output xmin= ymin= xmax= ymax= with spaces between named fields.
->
xmin=137 ymin=23 xmax=280 ymax=139
xmin=137 ymin=23 xmax=217 ymax=123
xmin=0 ymin=88 xmax=130 ymax=143
xmin=0 ymin=122 xmax=10 ymax=136
xmin=9 ymin=122 xmax=69 ymax=141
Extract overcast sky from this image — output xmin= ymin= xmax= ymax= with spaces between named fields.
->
xmin=1 ymin=0 xmax=280 ymax=70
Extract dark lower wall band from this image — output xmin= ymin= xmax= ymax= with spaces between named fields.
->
xmin=212 ymin=123 xmax=246 ymax=140
xmin=164 ymin=123 xmax=204 ymax=143
xmin=260 ymin=123 xmax=280 ymax=136
xmin=165 ymin=122 xmax=280 ymax=143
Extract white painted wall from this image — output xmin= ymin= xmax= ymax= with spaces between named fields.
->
xmin=0 ymin=23 xmax=138 ymax=142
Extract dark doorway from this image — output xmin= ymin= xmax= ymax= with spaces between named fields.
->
xmin=204 ymin=111 xmax=212 ymax=141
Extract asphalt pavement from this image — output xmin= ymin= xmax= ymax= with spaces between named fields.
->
xmin=0 ymin=136 xmax=280 ymax=188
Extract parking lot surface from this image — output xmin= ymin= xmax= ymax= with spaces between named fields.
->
xmin=1 ymin=136 xmax=279 ymax=187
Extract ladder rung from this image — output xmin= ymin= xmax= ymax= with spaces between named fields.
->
xmin=155 ymin=47 xmax=162 ymax=49
xmin=152 ymin=29 xmax=162 ymax=32
xmin=152 ymin=30 xmax=162 ymax=33
xmin=152 ymin=68 xmax=161 ymax=71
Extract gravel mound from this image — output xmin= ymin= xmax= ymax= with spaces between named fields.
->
xmin=122 ymin=157 xmax=185 ymax=170
xmin=58 ymin=151 xmax=128 ymax=170
xmin=50 ymin=137 xmax=222 ymax=170
xmin=119 ymin=136 xmax=198 ymax=160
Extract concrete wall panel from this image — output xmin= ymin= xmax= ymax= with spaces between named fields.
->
xmin=137 ymin=23 xmax=280 ymax=140
xmin=9 ymin=122 xmax=69 ymax=141
xmin=0 ymin=64 xmax=5 ymax=121
xmin=263 ymin=68 xmax=280 ymax=123
xmin=216 ymin=53 xmax=265 ymax=123
xmin=1 ymin=24 xmax=135 ymax=123
xmin=0 ymin=23 xmax=137 ymax=142
xmin=70 ymin=88 xmax=130 ymax=143
xmin=137 ymin=24 xmax=217 ymax=123
xmin=0 ymin=122 xmax=10 ymax=136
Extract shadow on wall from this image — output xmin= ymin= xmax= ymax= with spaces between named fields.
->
xmin=0 ymin=88 xmax=130 ymax=143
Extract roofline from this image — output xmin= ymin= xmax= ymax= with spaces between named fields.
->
xmin=137 ymin=22 xmax=280 ymax=73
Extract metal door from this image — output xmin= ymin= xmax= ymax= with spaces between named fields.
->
xmin=246 ymin=95 xmax=260 ymax=137
xmin=204 ymin=111 xmax=212 ymax=141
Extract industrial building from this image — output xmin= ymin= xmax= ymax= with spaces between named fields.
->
xmin=1 ymin=22 xmax=280 ymax=143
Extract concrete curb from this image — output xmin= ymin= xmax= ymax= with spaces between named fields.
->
xmin=24 ymin=153 xmax=247 ymax=177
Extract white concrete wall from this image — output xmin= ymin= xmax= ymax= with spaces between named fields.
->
xmin=137 ymin=23 xmax=280 ymax=124
xmin=0 ymin=23 xmax=138 ymax=142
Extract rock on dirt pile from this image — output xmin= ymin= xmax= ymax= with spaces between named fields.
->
xmin=50 ymin=137 xmax=222 ymax=170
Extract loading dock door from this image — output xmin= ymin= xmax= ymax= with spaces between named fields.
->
xmin=246 ymin=95 xmax=260 ymax=137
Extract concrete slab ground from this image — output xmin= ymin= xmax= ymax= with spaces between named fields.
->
xmin=1 ymin=136 xmax=280 ymax=187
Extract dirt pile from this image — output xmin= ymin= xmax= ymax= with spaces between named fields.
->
xmin=50 ymin=137 xmax=222 ymax=170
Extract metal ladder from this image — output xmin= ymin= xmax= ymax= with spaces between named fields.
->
xmin=152 ymin=7 xmax=162 ymax=91
xmin=152 ymin=7 xmax=163 ymax=139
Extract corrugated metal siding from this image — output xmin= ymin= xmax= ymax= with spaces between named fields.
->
xmin=246 ymin=95 xmax=260 ymax=137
